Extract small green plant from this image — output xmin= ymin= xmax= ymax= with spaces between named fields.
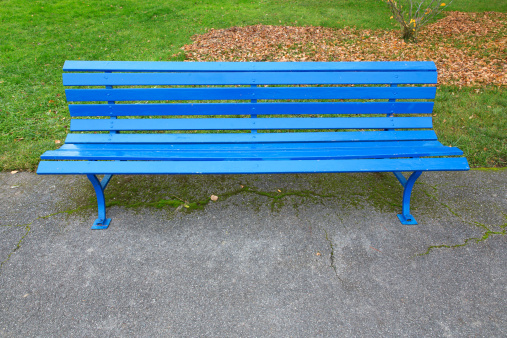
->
xmin=384 ymin=0 xmax=453 ymax=41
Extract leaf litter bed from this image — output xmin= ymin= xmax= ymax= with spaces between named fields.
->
xmin=183 ymin=11 xmax=506 ymax=87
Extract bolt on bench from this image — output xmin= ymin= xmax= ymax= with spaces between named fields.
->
xmin=37 ymin=61 xmax=469 ymax=229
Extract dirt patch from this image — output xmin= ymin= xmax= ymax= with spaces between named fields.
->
xmin=183 ymin=11 xmax=506 ymax=87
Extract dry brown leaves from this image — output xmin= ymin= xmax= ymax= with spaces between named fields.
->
xmin=182 ymin=11 xmax=506 ymax=86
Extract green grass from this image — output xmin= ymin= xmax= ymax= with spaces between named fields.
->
xmin=434 ymin=86 xmax=506 ymax=167
xmin=1 ymin=0 xmax=506 ymax=171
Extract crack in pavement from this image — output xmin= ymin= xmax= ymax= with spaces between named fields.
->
xmin=0 ymin=223 xmax=31 ymax=272
xmin=417 ymin=182 xmax=506 ymax=256
xmin=417 ymin=221 xmax=506 ymax=256
xmin=323 ymin=229 xmax=338 ymax=276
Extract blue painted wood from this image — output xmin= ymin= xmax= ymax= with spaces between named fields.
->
xmin=64 ymin=130 xmax=439 ymax=144
xmin=63 ymin=71 xmax=437 ymax=86
xmin=68 ymin=102 xmax=434 ymax=117
xmin=63 ymin=61 xmax=437 ymax=72
xmin=57 ymin=140 xmax=446 ymax=151
xmin=70 ymin=117 xmax=433 ymax=131
xmin=65 ymin=87 xmax=437 ymax=102
xmin=37 ymin=157 xmax=470 ymax=175
xmin=40 ymin=146 xmax=464 ymax=161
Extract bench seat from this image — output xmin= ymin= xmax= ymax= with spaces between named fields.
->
xmin=40 ymin=140 xmax=463 ymax=162
xmin=37 ymin=61 xmax=469 ymax=229
xmin=38 ymin=157 xmax=468 ymax=175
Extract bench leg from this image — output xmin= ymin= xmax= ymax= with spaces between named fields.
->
xmin=396 ymin=171 xmax=423 ymax=225
xmin=87 ymin=174 xmax=112 ymax=230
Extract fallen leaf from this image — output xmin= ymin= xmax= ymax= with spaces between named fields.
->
xmin=277 ymin=189 xmax=281 ymax=193
xmin=182 ymin=12 xmax=507 ymax=87
xmin=10 ymin=170 xmax=18 ymax=174
xmin=55 ymin=140 xmax=61 ymax=144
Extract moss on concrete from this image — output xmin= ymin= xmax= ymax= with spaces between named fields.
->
xmin=471 ymin=167 xmax=506 ymax=172
xmin=417 ymin=222 xmax=506 ymax=256
xmin=56 ymin=173 xmax=443 ymax=220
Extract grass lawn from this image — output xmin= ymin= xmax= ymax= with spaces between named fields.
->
xmin=1 ymin=0 xmax=506 ymax=170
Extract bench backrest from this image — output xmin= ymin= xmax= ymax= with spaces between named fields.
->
xmin=63 ymin=61 xmax=438 ymax=144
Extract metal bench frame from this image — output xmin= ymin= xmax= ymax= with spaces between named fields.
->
xmin=37 ymin=61 xmax=469 ymax=229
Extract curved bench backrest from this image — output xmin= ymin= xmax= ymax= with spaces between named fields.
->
xmin=62 ymin=61 xmax=438 ymax=144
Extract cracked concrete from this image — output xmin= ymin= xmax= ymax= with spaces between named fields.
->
xmin=0 ymin=169 xmax=505 ymax=336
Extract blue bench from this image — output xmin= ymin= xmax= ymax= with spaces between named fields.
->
xmin=37 ymin=61 xmax=469 ymax=229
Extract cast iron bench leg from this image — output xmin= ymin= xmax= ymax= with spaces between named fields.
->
xmin=87 ymin=174 xmax=113 ymax=230
xmin=395 ymin=170 xmax=423 ymax=225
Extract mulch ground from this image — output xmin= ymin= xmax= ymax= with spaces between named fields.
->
xmin=182 ymin=11 xmax=506 ymax=87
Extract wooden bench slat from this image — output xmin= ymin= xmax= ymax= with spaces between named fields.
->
xmin=70 ymin=117 xmax=433 ymax=131
xmin=64 ymin=130 xmax=439 ymax=144
xmin=37 ymin=157 xmax=469 ymax=175
xmin=63 ymin=71 xmax=437 ymax=86
xmin=69 ymin=102 xmax=434 ymax=117
xmin=58 ymin=140 xmax=444 ymax=151
xmin=41 ymin=145 xmax=463 ymax=161
xmin=65 ymin=87 xmax=437 ymax=102
xmin=63 ymin=61 xmax=438 ymax=72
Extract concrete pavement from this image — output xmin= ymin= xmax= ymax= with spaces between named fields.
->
xmin=0 ymin=170 xmax=505 ymax=336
